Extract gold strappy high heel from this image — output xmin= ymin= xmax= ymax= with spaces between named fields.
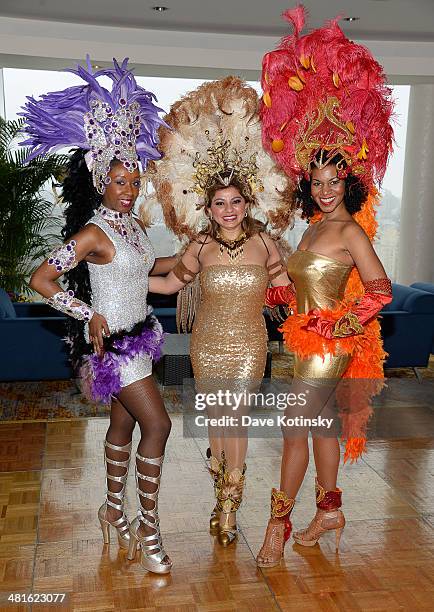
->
xmin=293 ymin=478 xmax=345 ymax=551
xmin=217 ymin=465 xmax=246 ymax=546
xmin=256 ymin=488 xmax=295 ymax=567
xmin=207 ymin=449 xmax=225 ymax=535
xmin=127 ymin=453 xmax=172 ymax=574
xmin=98 ymin=439 xmax=132 ymax=549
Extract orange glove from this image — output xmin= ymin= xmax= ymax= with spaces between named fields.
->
xmin=304 ymin=280 xmax=392 ymax=339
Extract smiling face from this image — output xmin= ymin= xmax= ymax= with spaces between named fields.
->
xmin=310 ymin=164 xmax=346 ymax=214
xmin=209 ymin=185 xmax=247 ymax=234
xmin=102 ymin=162 xmax=141 ymax=213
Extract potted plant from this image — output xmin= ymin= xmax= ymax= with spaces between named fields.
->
xmin=0 ymin=116 xmax=67 ymax=297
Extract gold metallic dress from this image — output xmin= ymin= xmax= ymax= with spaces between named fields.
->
xmin=287 ymin=250 xmax=353 ymax=382
xmin=190 ymin=264 xmax=269 ymax=386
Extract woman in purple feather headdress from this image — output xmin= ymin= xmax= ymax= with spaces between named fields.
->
xmin=23 ymin=57 xmax=174 ymax=574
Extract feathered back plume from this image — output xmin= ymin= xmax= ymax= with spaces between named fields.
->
xmin=20 ymin=56 xmax=167 ymax=193
xmin=148 ymin=76 xmax=294 ymax=240
xmin=261 ymin=4 xmax=394 ymax=185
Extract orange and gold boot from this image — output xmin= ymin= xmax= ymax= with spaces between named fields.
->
xmin=207 ymin=449 xmax=225 ymax=535
xmin=293 ymin=478 xmax=345 ymax=551
xmin=256 ymin=488 xmax=295 ymax=567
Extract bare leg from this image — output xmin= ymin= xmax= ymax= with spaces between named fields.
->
xmin=257 ymin=380 xmax=338 ymax=566
xmin=279 ymin=437 xmax=309 ymax=498
xmin=311 ymin=385 xmax=341 ymax=490
xmin=312 ymin=438 xmax=340 ymax=490
xmin=279 ymin=380 xmax=338 ymax=497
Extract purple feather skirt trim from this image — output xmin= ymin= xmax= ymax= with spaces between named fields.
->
xmin=79 ymin=314 xmax=164 ymax=404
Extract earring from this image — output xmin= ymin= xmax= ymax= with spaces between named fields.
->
xmin=244 ymin=211 xmax=248 ymax=218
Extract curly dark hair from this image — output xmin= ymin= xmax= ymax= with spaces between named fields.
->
xmin=60 ymin=149 xmax=102 ymax=368
xmin=295 ymin=153 xmax=368 ymax=221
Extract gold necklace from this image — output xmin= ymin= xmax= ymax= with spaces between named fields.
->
xmin=215 ymin=230 xmax=249 ymax=262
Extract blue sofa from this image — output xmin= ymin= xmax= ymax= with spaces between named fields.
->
xmin=410 ymin=283 xmax=434 ymax=354
xmin=0 ymin=289 xmax=72 ymax=381
xmin=0 ymin=289 xmax=178 ymax=382
xmin=380 ymin=283 xmax=434 ymax=371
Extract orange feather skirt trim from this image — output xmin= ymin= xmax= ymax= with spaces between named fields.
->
xmin=280 ymin=303 xmax=386 ymax=463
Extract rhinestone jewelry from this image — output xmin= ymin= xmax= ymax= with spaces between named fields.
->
xmin=47 ymin=239 xmax=78 ymax=273
xmin=97 ymin=206 xmax=147 ymax=256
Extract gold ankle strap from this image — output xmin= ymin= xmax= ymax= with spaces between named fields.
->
xmin=270 ymin=488 xmax=295 ymax=518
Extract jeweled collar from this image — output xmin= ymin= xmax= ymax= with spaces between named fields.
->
xmin=97 ymin=205 xmax=132 ymax=221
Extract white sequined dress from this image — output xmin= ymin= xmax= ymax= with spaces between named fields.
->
xmin=86 ymin=213 xmax=157 ymax=387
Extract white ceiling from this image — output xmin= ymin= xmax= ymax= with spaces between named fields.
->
xmin=1 ymin=0 xmax=433 ymax=42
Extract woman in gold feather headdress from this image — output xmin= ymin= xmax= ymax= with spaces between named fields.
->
xmin=146 ymin=77 xmax=294 ymax=546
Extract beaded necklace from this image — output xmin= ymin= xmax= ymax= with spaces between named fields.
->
xmin=97 ymin=205 xmax=146 ymax=255
xmin=215 ymin=229 xmax=249 ymax=263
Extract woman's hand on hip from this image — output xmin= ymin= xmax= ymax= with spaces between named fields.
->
xmin=88 ymin=313 xmax=110 ymax=357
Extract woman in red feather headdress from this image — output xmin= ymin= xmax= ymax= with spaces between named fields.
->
xmin=256 ymin=5 xmax=394 ymax=567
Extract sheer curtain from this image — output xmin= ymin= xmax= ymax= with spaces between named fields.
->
xmin=398 ymin=84 xmax=434 ymax=284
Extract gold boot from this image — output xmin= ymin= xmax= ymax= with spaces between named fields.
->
xmin=293 ymin=478 xmax=345 ymax=551
xmin=98 ymin=439 xmax=132 ymax=549
xmin=256 ymin=488 xmax=295 ymax=568
xmin=217 ymin=465 xmax=246 ymax=546
xmin=207 ymin=449 xmax=225 ymax=535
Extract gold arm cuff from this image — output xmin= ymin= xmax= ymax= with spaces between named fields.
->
xmin=332 ymin=312 xmax=364 ymax=338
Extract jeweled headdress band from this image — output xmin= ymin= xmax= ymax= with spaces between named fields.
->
xmin=186 ymin=130 xmax=263 ymax=204
xmin=83 ymin=98 xmax=142 ymax=193
xmin=20 ymin=56 xmax=168 ymax=194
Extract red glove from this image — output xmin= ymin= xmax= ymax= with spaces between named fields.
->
xmin=265 ymin=285 xmax=295 ymax=308
xmin=304 ymin=279 xmax=392 ymax=339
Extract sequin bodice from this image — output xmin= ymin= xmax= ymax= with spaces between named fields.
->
xmin=86 ymin=215 xmax=155 ymax=333
xmin=190 ymin=264 xmax=269 ymax=381
xmin=287 ymin=250 xmax=352 ymax=314
xmin=196 ymin=264 xmax=268 ymax=332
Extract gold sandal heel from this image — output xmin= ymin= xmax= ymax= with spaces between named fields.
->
xmin=256 ymin=488 xmax=295 ymax=568
xmin=293 ymin=478 xmax=345 ymax=550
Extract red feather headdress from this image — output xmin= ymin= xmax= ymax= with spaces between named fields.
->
xmin=261 ymin=5 xmax=394 ymax=186
xmin=261 ymin=6 xmax=395 ymax=461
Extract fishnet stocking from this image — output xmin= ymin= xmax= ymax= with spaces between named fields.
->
xmin=117 ymin=376 xmax=171 ymax=562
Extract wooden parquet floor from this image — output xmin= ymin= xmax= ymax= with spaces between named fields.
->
xmin=0 ymin=415 xmax=433 ymax=611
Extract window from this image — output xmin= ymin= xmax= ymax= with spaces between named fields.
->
xmin=1 ymin=69 xmax=410 ymax=270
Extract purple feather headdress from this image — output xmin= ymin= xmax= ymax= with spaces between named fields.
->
xmin=20 ymin=56 xmax=168 ymax=193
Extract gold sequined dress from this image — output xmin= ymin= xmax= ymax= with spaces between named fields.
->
xmin=190 ymin=265 xmax=269 ymax=385
xmin=287 ymin=250 xmax=353 ymax=381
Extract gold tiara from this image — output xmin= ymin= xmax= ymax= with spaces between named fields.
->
xmin=295 ymin=97 xmax=365 ymax=176
xmin=188 ymin=129 xmax=263 ymax=199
